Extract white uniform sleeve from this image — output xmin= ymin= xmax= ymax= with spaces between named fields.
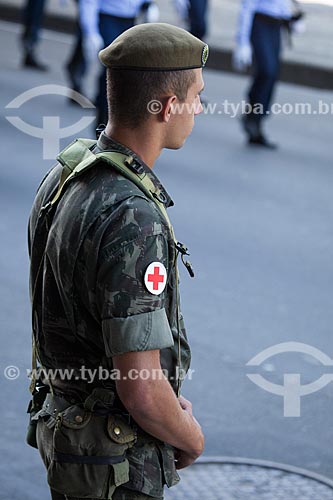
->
xmin=236 ymin=0 xmax=259 ymax=47
xmin=79 ymin=0 xmax=101 ymax=37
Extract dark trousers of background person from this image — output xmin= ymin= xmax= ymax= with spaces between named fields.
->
xmin=66 ymin=0 xmax=86 ymax=94
xmin=21 ymin=0 xmax=47 ymax=54
xmin=188 ymin=0 xmax=208 ymax=39
xmin=248 ymin=13 xmax=282 ymax=124
xmin=96 ymin=13 xmax=135 ymax=126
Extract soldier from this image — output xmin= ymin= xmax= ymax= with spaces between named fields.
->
xmin=27 ymin=23 xmax=208 ymax=500
xmin=21 ymin=0 xmax=48 ymax=70
xmin=78 ymin=0 xmax=160 ymax=124
xmin=174 ymin=0 xmax=209 ymax=39
xmin=233 ymin=0 xmax=305 ymax=148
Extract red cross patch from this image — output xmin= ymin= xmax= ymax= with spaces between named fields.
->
xmin=144 ymin=262 xmax=167 ymax=295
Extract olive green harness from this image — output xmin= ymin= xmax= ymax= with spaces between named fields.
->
xmin=50 ymin=138 xmax=172 ymax=229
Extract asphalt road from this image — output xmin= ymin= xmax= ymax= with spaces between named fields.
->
xmin=0 ymin=21 xmax=333 ymax=500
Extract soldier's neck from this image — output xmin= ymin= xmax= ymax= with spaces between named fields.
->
xmin=104 ymin=123 xmax=161 ymax=169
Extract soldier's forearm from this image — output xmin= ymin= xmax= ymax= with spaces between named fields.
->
xmin=113 ymin=350 xmax=204 ymax=458
xmin=125 ymin=376 xmax=204 ymax=457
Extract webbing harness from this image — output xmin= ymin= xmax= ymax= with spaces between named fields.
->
xmin=30 ymin=138 xmax=185 ymax=397
xmin=49 ymin=138 xmax=173 ymax=227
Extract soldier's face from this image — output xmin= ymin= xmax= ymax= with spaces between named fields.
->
xmin=166 ymin=68 xmax=204 ymax=150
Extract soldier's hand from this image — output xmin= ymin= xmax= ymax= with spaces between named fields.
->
xmin=174 ymin=449 xmax=200 ymax=470
xmin=179 ymin=395 xmax=193 ymax=415
xmin=176 ymin=395 xmax=204 ymax=469
xmin=179 ymin=395 xmax=202 ymax=428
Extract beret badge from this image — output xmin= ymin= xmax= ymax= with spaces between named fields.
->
xmin=201 ymin=44 xmax=209 ymax=67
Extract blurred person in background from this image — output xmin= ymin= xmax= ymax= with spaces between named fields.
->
xmin=233 ymin=0 xmax=305 ymax=149
xmin=79 ymin=0 xmax=159 ymax=126
xmin=189 ymin=0 xmax=208 ymax=39
xmin=66 ymin=0 xmax=86 ymax=96
xmin=174 ymin=0 xmax=209 ymax=39
xmin=21 ymin=0 xmax=48 ymax=70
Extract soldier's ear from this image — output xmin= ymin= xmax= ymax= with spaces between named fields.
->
xmin=162 ymin=96 xmax=177 ymax=123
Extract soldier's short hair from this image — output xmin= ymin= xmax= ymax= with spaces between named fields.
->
xmin=106 ymin=68 xmax=196 ymax=128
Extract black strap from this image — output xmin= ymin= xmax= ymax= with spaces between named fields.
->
xmin=254 ymin=12 xmax=289 ymax=26
xmin=53 ymin=451 xmax=126 ymax=465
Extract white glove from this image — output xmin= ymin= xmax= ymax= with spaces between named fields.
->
xmin=232 ymin=44 xmax=252 ymax=72
xmin=143 ymin=3 xmax=160 ymax=23
xmin=173 ymin=0 xmax=190 ymax=20
xmin=83 ymin=33 xmax=104 ymax=64
xmin=291 ymin=19 xmax=306 ymax=35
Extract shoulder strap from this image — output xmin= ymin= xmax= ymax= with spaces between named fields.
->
xmin=49 ymin=138 xmax=174 ymax=240
xmin=96 ymin=152 xmax=173 ymax=235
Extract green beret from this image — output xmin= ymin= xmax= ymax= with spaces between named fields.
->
xmin=99 ymin=23 xmax=209 ymax=71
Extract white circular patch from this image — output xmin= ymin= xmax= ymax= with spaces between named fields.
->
xmin=144 ymin=262 xmax=167 ymax=295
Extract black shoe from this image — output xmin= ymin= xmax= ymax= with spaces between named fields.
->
xmin=66 ymin=65 xmax=82 ymax=95
xmin=241 ymin=114 xmax=260 ymax=139
xmin=23 ymin=52 xmax=48 ymax=71
xmin=248 ymin=134 xmax=278 ymax=150
xmin=241 ymin=115 xmax=277 ymax=149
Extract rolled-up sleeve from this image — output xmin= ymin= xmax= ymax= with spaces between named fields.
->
xmin=102 ymin=308 xmax=173 ymax=356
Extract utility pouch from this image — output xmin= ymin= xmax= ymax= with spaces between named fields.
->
xmin=26 ymin=403 xmax=39 ymax=449
xmin=47 ymin=404 xmax=136 ymax=499
xmin=158 ymin=442 xmax=180 ymax=488
xmin=125 ymin=436 xmax=180 ymax=497
xmin=26 ymin=381 xmax=50 ymax=449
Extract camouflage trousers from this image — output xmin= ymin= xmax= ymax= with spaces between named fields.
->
xmin=50 ymin=487 xmax=163 ymax=500
xmin=37 ymin=417 xmax=165 ymax=500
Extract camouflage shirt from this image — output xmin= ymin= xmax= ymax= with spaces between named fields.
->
xmin=28 ymin=132 xmax=191 ymax=495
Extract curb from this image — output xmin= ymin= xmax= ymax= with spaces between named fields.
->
xmin=1 ymin=3 xmax=332 ymax=90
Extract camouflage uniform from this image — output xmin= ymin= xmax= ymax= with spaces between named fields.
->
xmin=28 ymin=132 xmax=191 ymax=499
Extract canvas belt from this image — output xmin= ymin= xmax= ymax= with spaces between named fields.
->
xmin=254 ymin=12 xmax=291 ymax=28
xmin=37 ymin=393 xmax=162 ymax=446
xmin=53 ymin=451 xmax=126 ymax=465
